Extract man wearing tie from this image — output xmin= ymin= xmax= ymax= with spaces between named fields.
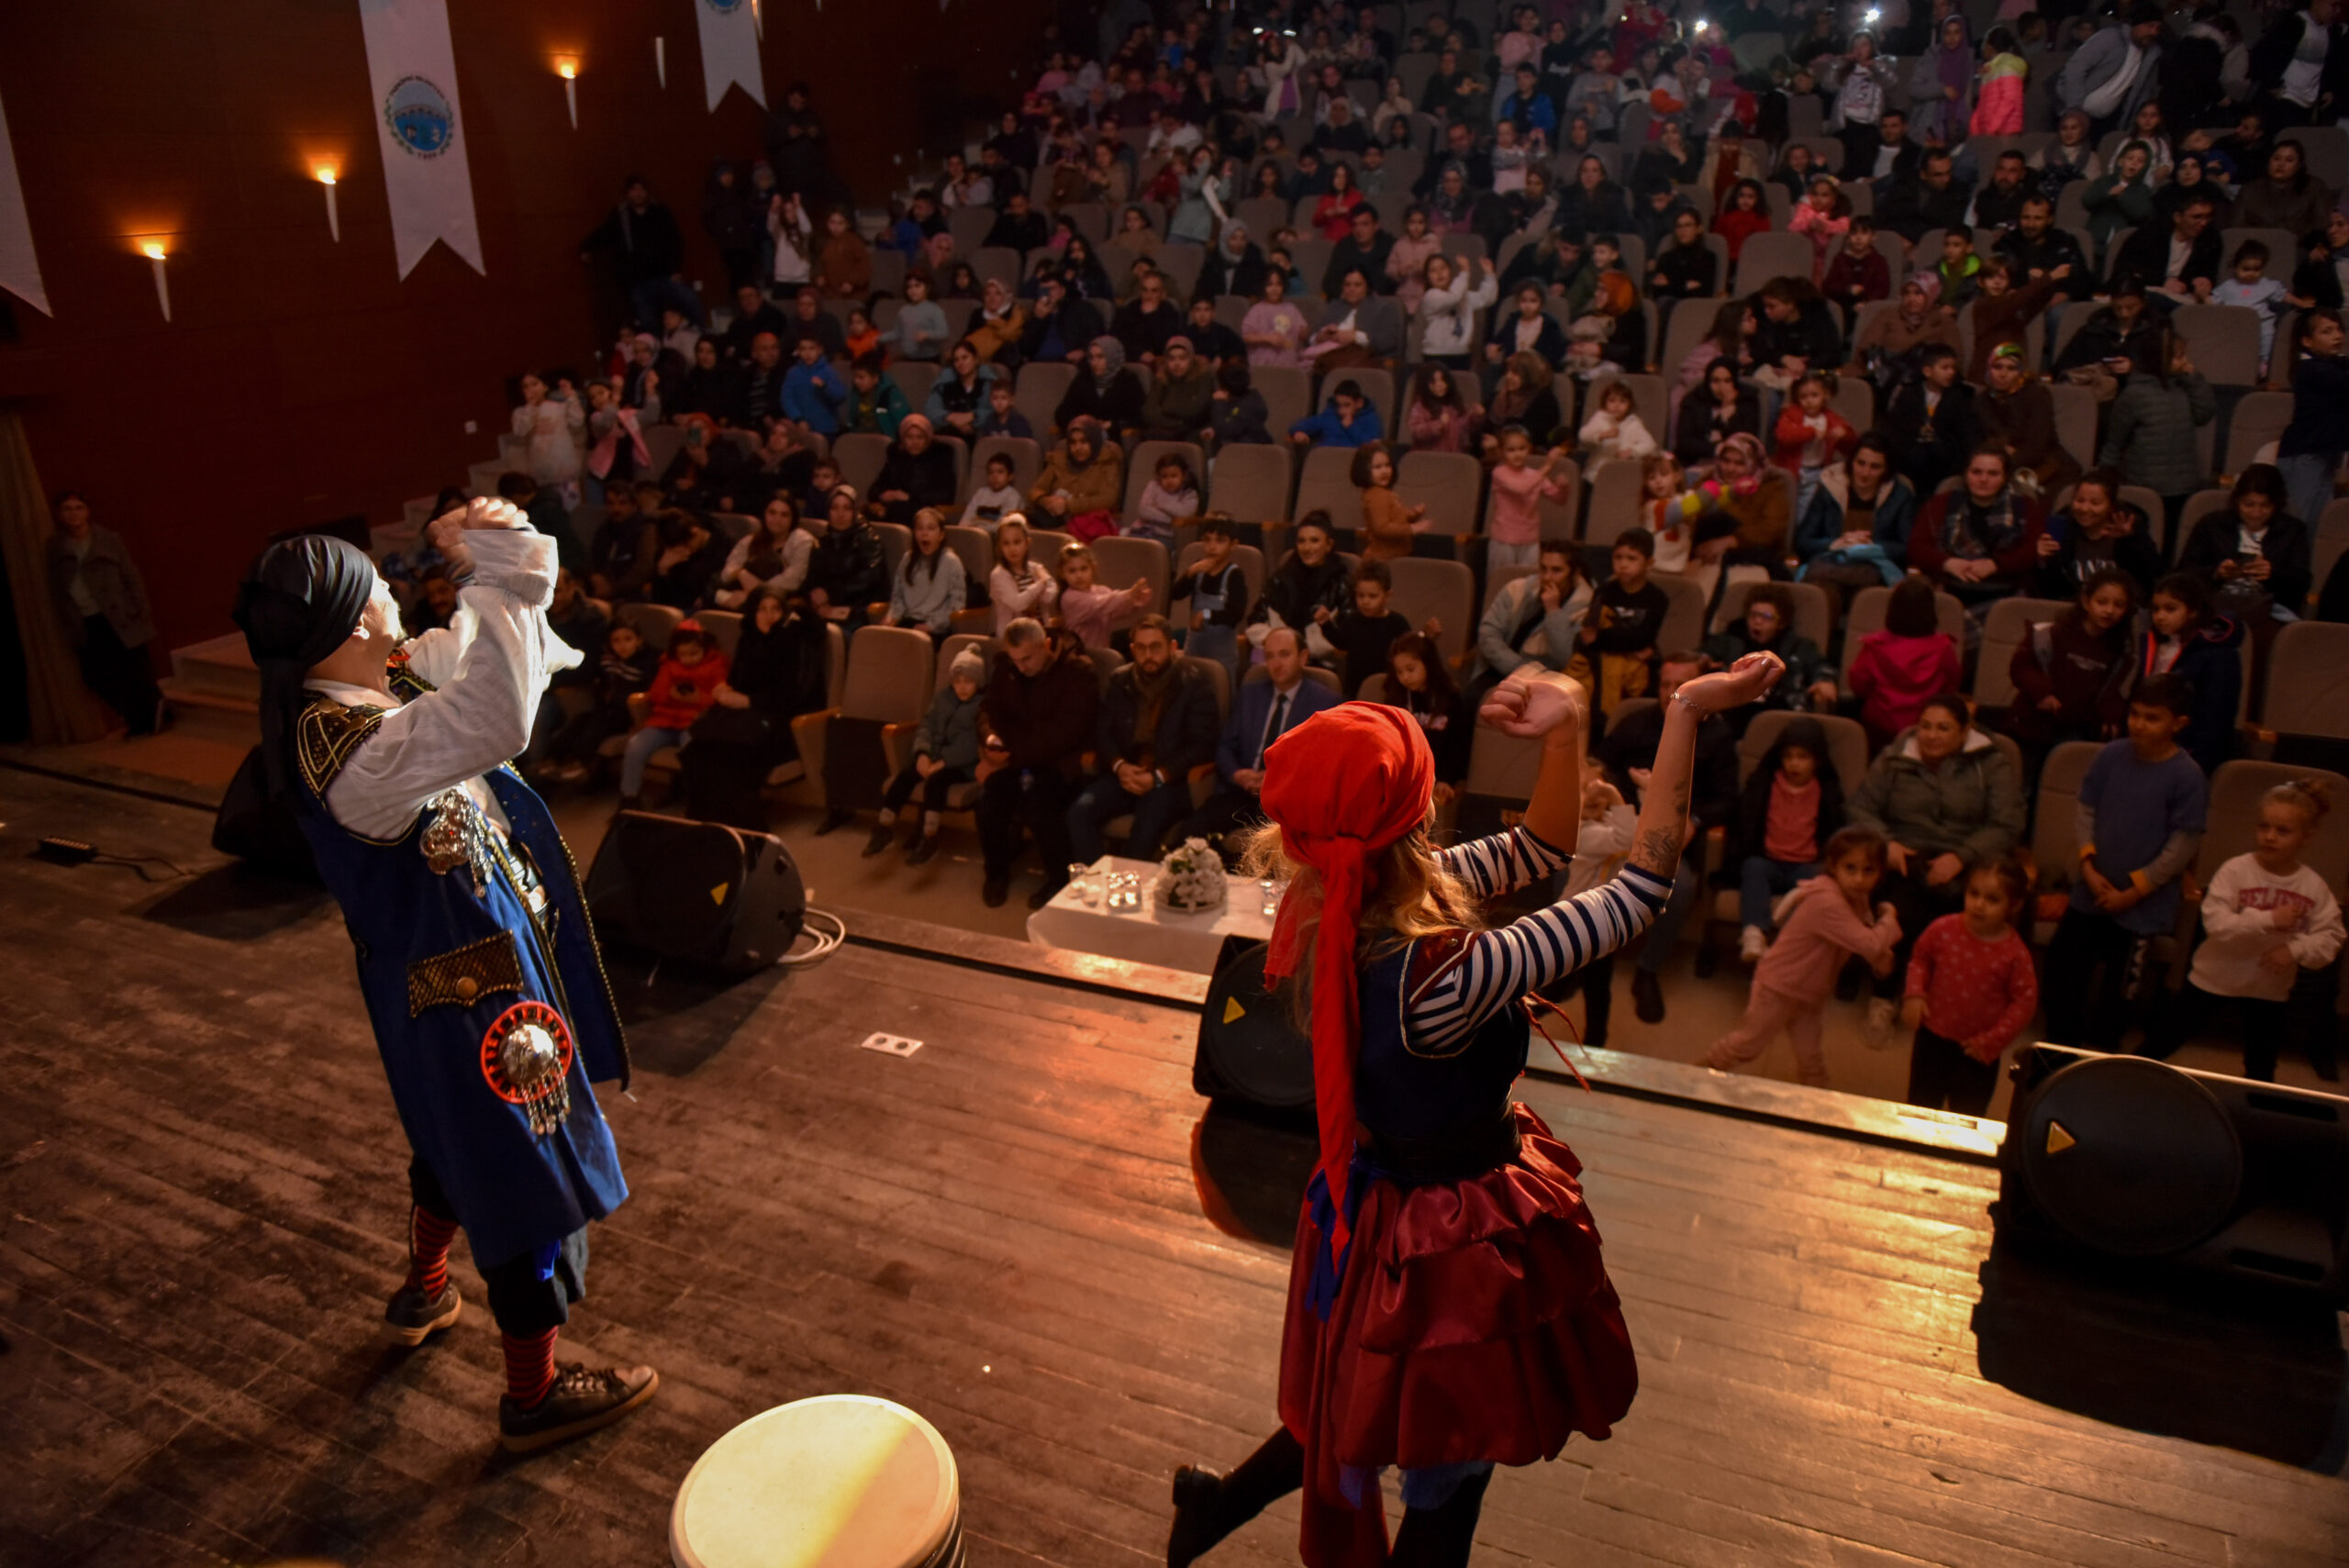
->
xmin=1176 ymin=627 xmax=1341 ymax=858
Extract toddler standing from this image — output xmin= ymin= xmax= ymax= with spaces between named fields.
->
xmin=618 ymin=621 xmax=729 ymax=806
xmin=1708 ymin=827 xmax=1902 ymax=1087
xmin=1902 ymin=857 xmax=2039 ymax=1115
xmin=2210 ymin=241 xmax=2287 ymax=379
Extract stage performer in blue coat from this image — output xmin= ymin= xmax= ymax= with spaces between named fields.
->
xmin=234 ymin=497 xmax=655 ymax=1452
xmin=1168 ymin=651 xmax=1783 ymax=1566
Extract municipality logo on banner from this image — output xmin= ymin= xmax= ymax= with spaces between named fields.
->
xmin=359 ymin=0 xmax=484 ymax=278
xmin=697 ymin=0 xmax=767 ymax=112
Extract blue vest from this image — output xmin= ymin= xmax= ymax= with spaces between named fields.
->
xmin=1353 ymin=935 xmax=1529 ymax=1140
xmin=294 ymin=672 xmax=629 ymax=1267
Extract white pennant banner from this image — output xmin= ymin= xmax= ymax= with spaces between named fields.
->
xmin=358 ymin=0 xmax=484 ymax=279
xmin=696 ymin=0 xmax=767 ymax=112
xmin=0 ymin=86 xmax=49 ymax=316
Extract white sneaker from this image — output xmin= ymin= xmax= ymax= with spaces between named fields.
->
xmin=1738 ymin=925 xmax=1769 ymax=964
xmin=1864 ymin=996 xmax=1897 ymax=1049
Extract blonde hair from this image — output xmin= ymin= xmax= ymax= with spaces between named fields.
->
xmin=1236 ymin=814 xmax=1485 ymax=1029
xmin=2266 ymin=776 xmax=2334 ymax=826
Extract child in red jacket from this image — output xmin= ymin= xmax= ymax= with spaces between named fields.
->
xmin=1771 ymin=373 xmax=1857 ymax=522
xmin=1847 ymin=575 xmax=1961 ymax=750
xmin=619 ymin=619 xmax=729 ymax=804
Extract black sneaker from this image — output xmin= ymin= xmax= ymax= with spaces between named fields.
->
xmin=862 ymin=822 xmax=897 ymax=857
xmin=497 ymin=1361 xmax=660 ymax=1453
xmin=904 ymin=835 xmax=941 ymax=867
xmin=1631 ymin=968 xmax=1664 ymax=1024
xmin=981 ymin=875 xmax=1009 ymax=907
xmin=384 ymin=1281 xmax=462 ymax=1346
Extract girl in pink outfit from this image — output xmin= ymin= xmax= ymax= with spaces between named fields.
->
xmin=1707 ymin=827 xmax=1901 ymax=1087
xmin=1969 ymin=29 xmax=2027 ymax=139
xmin=1787 ymin=178 xmax=1851 ymax=283
xmin=1485 ymin=426 xmax=1576 ymax=573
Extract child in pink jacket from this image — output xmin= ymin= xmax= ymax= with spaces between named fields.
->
xmin=1707 ymin=827 xmax=1901 ymax=1086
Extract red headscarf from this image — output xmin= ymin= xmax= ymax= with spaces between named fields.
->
xmin=1260 ymin=702 xmax=1435 ymax=1264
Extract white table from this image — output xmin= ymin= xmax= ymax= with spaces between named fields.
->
xmin=1025 ymin=856 xmax=1276 ymax=974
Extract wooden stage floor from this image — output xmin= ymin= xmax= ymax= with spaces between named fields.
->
xmin=1 ymin=765 xmax=2345 ymax=1568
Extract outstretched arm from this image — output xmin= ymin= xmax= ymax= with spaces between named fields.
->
xmin=1622 ymin=653 xmax=1785 ymax=879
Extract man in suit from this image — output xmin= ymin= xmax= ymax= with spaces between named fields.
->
xmin=1176 ymin=627 xmax=1340 ymax=857
xmin=1067 ymin=616 xmax=1223 ymax=862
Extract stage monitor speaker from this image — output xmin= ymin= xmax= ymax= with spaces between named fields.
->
xmin=1193 ymin=935 xmax=1315 ymax=1110
xmin=1994 ymin=1044 xmax=2349 ymax=1306
xmin=584 ymin=811 xmax=806 ymax=973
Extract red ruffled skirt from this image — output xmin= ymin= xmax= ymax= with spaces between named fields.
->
xmin=1276 ymin=1103 xmax=1638 ymax=1568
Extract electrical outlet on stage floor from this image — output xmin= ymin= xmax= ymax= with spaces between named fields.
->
xmin=859 ymin=1032 xmax=923 ymax=1058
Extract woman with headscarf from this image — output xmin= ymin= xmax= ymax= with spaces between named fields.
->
xmin=1164 ymin=654 xmax=1785 ymax=1568
xmin=1058 ymin=234 xmax=1117 ymax=302
xmin=1909 ymin=14 xmax=1974 ymax=149
xmin=230 ymin=504 xmax=656 ymax=1450
xmin=1706 ymin=430 xmax=1794 ymax=573
xmin=866 ymin=413 xmax=960 ymax=525
xmin=1027 ymin=416 xmax=1127 ymax=539
xmin=1976 ymin=342 xmax=2080 ymax=498
xmin=1909 ymin=444 xmax=2046 ymax=606
xmin=1199 ymin=221 xmax=1267 ymax=301
xmin=681 ymin=587 xmax=829 ymax=830
xmin=2152 ymin=150 xmax=2229 ymax=228
xmin=1844 ymin=272 xmax=1959 ymax=390
xmin=1052 ymin=336 xmax=1147 ymax=436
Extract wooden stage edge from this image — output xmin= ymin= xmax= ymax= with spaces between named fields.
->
xmin=4 ymin=762 xmax=2346 ymax=1568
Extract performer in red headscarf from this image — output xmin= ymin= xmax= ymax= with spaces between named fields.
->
xmin=1168 ymin=653 xmax=1785 ymax=1568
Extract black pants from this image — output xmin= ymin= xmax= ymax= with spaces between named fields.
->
xmin=1176 ymin=784 xmax=1267 ymax=862
xmin=1906 ymin=1025 xmax=1999 ymax=1115
xmin=1871 ymin=865 xmax=1966 ymax=998
xmin=78 ymin=617 xmax=161 ymax=735
xmin=883 ymin=762 xmax=975 ymax=817
xmin=976 ymin=764 xmax=1078 ymax=880
xmin=2043 ymin=906 xmax=2157 ymax=1051
xmin=2145 ymin=982 xmax=2290 ymax=1082
xmin=408 ymin=1156 xmax=587 ymax=1336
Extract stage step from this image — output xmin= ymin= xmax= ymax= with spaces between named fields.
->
xmin=161 ymin=634 xmax=261 ymax=748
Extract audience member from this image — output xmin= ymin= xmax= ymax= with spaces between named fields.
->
xmin=864 ymin=645 xmax=987 ymax=864
xmin=618 ymin=620 xmax=728 ymax=808
xmin=975 ymin=617 xmax=1101 ymax=908
xmin=1900 ymin=856 xmax=2039 ymax=1114
xmin=1055 ymin=540 xmax=1151 ymax=649
xmin=1176 ymin=625 xmax=1338 ymax=851
xmin=46 ymin=492 xmax=162 ymax=735
xmin=2003 ymin=566 xmax=2137 ymax=779
xmin=1066 ymin=615 xmax=1219 ymax=862
xmin=1169 ymin=516 xmax=1246 ymax=674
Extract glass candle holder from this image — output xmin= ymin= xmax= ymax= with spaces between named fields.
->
xmin=1259 ymin=878 xmax=1281 ymax=917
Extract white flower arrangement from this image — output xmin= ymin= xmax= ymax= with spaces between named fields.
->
xmin=1156 ymin=836 xmax=1229 ymax=913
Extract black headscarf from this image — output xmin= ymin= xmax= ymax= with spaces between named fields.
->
xmin=231 ymin=534 xmax=378 ymax=797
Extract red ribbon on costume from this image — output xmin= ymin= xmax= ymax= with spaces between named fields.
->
xmin=1260 ymin=703 xmax=1434 ymax=1268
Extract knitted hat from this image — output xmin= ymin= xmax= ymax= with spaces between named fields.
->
xmin=950 ymin=647 xmax=986 ymax=684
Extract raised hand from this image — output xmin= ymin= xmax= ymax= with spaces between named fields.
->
xmin=1672 ymin=651 xmax=1784 ymax=714
xmin=1478 ymin=666 xmax=1586 ymax=741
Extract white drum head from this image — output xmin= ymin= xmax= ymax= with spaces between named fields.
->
xmin=672 ymin=1395 xmax=960 ymax=1568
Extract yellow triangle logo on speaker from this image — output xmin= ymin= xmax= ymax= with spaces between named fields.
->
xmin=709 ymin=883 xmax=729 ymax=906
xmin=1223 ymin=996 xmax=1246 ymax=1024
xmin=2046 ymin=1121 xmax=2076 ymax=1155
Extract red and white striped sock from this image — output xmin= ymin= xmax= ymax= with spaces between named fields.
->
xmin=503 ymin=1328 xmax=560 ymax=1408
xmin=406 ymin=1207 xmax=461 ymax=1297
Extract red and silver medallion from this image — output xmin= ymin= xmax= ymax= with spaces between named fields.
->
xmin=479 ymin=1000 xmax=575 ymax=1138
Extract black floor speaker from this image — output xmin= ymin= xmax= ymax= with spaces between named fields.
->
xmin=584 ymin=811 xmax=806 ymax=973
xmin=1993 ymin=1044 xmax=2349 ymax=1306
xmin=1193 ymin=935 xmax=1315 ymax=1110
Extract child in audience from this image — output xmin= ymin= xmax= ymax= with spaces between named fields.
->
xmin=1788 ymin=175 xmax=1851 ymax=281
xmin=884 ymin=508 xmax=969 ymax=636
xmin=841 ymin=354 xmax=909 ymax=436
xmin=1576 ymin=379 xmax=1659 ymax=466
xmin=1935 ymin=229 xmax=1982 ymax=306
xmin=974 ymin=380 xmax=1034 ymax=439
xmin=844 ymin=307 xmax=882 ymax=361
xmin=1902 ymin=856 xmax=2039 ymax=1115
xmin=1553 ymin=774 xmax=1638 ymax=1047
xmin=2042 ymin=674 xmax=2209 ymax=1051
xmin=1578 ymin=527 xmax=1671 ymax=712
xmin=1707 ymin=826 xmax=1902 ymax=1088
xmin=1354 ymin=440 xmax=1426 ymax=562
xmin=961 ymin=453 xmax=1024 ymax=528
xmin=1486 ymin=425 xmax=1577 ymax=573
xmin=1822 ymin=217 xmax=1890 ymax=318
xmin=1170 ymin=515 xmax=1248 ymax=676
xmin=1769 ymin=373 xmax=1857 ymax=522
xmin=989 ymin=517 xmax=1057 ymax=632
xmin=1324 ymin=559 xmax=1436 ymax=696
xmin=1727 ymin=716 xmax=1845 ymax=963
xmin=2210 ymin=240 xmax=2287 ymax=378
xmin=618 ymin=620 xmax=729 ymax=807
xmin=1057 ymin=540 xmax=1152 ymax=649
xmin=2138 ymin=572 xmax=2244 ymax=775
xmin=865 ymin=646 xmax=987 ymax=864
xmin=1638 ymin=451 xmax=1722 ymax=574
xmin=2153 ymin=779 xmax=2345 ymax=1081
xmin=541 ymin=618 xmax=658 ymax=784
xmin=2003 ymin=565 xmax=2135 ymax=780
xmin=1131 ymin=453 xmax=1200 ymax=544
xmin=1384 ymin=629 xmax=1471 ymax=795
xmin=1846 ymin=574 xmax=1960 ymax=749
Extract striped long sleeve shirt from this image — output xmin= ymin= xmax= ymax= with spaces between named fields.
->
xmin=1404 ymin=826 xmax=1673 ymax=1053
